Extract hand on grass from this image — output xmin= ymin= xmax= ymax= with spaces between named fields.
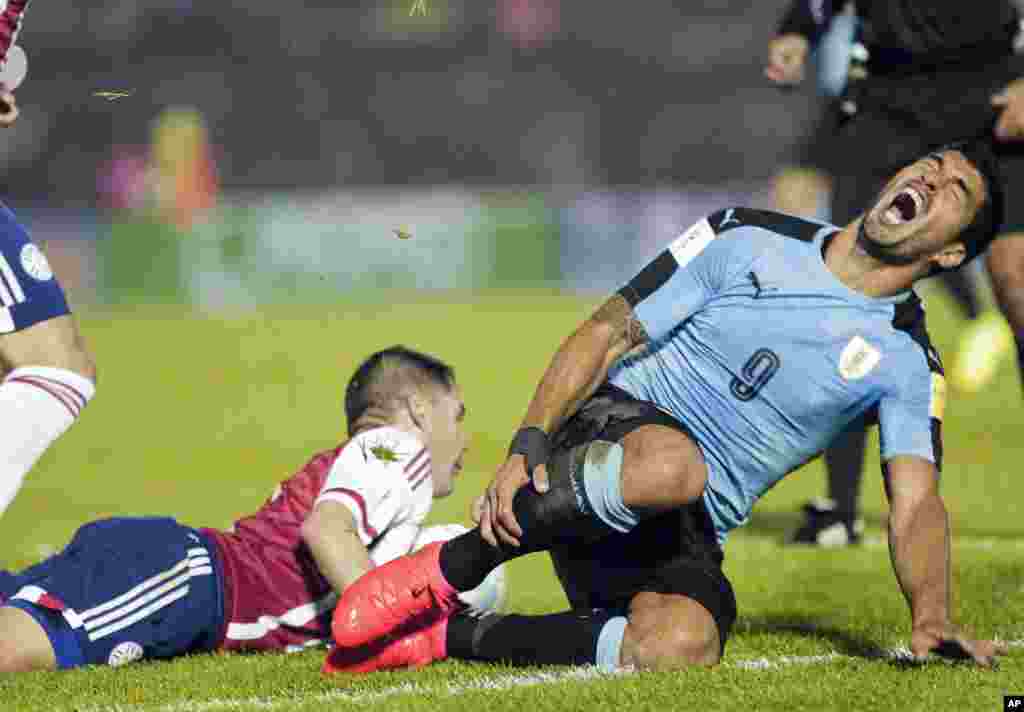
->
xmin=910 ymin=622 xmax=1006 ymax=668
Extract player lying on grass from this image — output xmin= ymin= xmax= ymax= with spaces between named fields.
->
xmin=325 ymin=141 xmax=1008 ymax=674
xmin=0 ymin=346 xmax=468 ymax=672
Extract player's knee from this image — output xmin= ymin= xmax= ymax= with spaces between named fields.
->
xmin=0 ymin=316 xmax=97 ymax=384
xmin=0 ymin=636 xmax=32 ymax=672
xmin=625 ymin=619 xmax=720 ymax=670
xmin=0 ymin=608 xmax=57 ymax=673
xmin=624 ymin=592 xmax=723 ymax=670
xmin=622 ymin=426 xmax=707 ymax=507
xmin=71 ymin=349 xmax=97 ymax=385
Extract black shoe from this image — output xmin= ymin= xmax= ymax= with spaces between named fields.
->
xmin=790 ymin=498 xmax=864 ymax=547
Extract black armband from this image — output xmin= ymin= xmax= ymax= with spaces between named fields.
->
xmin=508 ymin=427 xmax=551 ymax=476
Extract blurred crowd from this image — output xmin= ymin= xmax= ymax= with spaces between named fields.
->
xmin=0 ymin=0 xmax=814 ymax=204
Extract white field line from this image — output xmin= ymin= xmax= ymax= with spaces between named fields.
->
xmin=74 ymin=640 xmax=1024 ymax=712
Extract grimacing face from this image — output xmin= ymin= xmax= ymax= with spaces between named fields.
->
xmin=860 ymin=150 xmax=988 ymax=266
xmin=423 ymin=383 xmax=467 ymax=498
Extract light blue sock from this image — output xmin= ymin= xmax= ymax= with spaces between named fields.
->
xmin=581 ymin=441 xmax=640 ymax=533
xmin=595 ymin=615 xmax=628 ymax=670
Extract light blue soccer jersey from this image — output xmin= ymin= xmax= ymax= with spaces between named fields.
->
xmin=608 ymin=208 xmax=945 ymax=544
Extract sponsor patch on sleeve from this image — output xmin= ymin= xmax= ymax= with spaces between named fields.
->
xmin=668 ymin=218 xmax=716 ymax=268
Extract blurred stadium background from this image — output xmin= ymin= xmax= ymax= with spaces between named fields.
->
xmin=5 ymin=0 xmax=834 ymax=308
xmin=1 ymin=2 xmax=1023 ymax=709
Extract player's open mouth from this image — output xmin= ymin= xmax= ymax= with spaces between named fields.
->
xmin=883 ymin=183 xmax=927 ymax=225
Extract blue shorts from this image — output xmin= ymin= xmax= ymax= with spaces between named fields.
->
xmin=0 ymin=202 xmax=70 ymax=334
xmin=1 ymin=517 xmax=225 ymax=669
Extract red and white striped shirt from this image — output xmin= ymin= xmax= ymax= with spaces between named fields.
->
xmin=203 ymin=427 xmax=433 ymax=652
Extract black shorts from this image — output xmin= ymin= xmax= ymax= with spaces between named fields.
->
xmin=815 ymin=54 xmax=1024 ymax=231
xmin=546 ymin=383 xmax=738 ymax=651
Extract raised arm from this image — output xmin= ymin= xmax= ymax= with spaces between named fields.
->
xmin=883 ymin=455 xmax=1003 ymax=667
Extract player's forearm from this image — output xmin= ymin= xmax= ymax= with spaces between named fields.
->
xmin=520 ymin=294 xmax=647 ymax=436
xmin=888 ymin=492 xmax=952 ymax=626
xmin=302 ymin=517 xmax=373 ymax=596
xmin=520 ymin=323 xmax=619 ymax=435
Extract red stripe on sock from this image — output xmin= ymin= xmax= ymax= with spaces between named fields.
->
xmin=6 ymin=376 xmax=79 ymax=418
xmin=24 ymin=375 xmax=87 ymax=412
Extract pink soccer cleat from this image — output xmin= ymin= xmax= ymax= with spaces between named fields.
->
xmin=322 ymin=615 xmax=448 ymax=675
xmin=331 ymin=541 xmax=462 ymax=649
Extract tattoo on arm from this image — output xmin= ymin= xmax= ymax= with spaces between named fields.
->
xmin=591 ymin=294 xmax=649 ymax=350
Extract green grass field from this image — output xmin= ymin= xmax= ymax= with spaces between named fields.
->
xmin=0 ymin=291 xmax=1022 ymax=711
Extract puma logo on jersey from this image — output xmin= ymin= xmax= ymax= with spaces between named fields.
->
xmin=747 ymin=271 xmax=778 ymax=298
xmin=838 ymin=336 xmax=882 ymax=381
xmin=718 ymin=208 xmax=741 ymax=229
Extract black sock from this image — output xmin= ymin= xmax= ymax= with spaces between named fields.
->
xmin=439 ymin=443 xmax=619 ymax=592
xmin=439 ymin=528 xmax=512 ymax=592
xmin=446 ymin=609 xmax=616 ymax=666
xmin=824 ymin=416 xmax=868 ymax=518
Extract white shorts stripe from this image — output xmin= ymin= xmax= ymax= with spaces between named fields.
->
xmin=84 ymin=569 xmax=193 ymax=632
xmin=89 ymin=586 xmax=191 ymax=641
xmin=80 ymin=558 xmax=189 ymax=621
xmin=0 ymin=252 xmax=25 ymax=303
xmin=0 ymin=267 xmax=13 ymax=308
xmin=79 ymin=548 xmax=210 ymax=621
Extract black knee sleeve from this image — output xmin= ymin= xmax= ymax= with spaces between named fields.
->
xmin=440 ymin=441 xmax=621 ymax=592
xmin=511 ymin=441 xmax=618 ymax=554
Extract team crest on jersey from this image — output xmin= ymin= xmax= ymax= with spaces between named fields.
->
xmin=358 ymin=435 xmax=406 ymax=464
xmin=108 ymin=641 xmax=144 ymax=667
xmin=369 ymin=443 xmax=401 ymax=463
xmin=838 ymin=336 xmax=882 ymax=381
xmin=19 ymin=244 xmax=53 ymax=281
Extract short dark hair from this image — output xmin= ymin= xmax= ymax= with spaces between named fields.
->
xmin=344 ymin=346 xmax=455 ymax=435
xmin=942 ymin=139 xmax=1005 ymax=265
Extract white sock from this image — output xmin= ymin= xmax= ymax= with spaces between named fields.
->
xmin=0 ymin=366 xmax=96 ymax=515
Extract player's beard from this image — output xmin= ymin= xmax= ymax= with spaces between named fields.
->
xmin=856 ymin=217 xmax=918 ymax=267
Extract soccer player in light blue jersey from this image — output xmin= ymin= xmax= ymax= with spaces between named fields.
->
xmin=326 ymin=141 xmax=1007 ymax=675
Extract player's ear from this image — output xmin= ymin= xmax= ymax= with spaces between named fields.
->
xmin=406 ymin=392 xmax=429 ymax=433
